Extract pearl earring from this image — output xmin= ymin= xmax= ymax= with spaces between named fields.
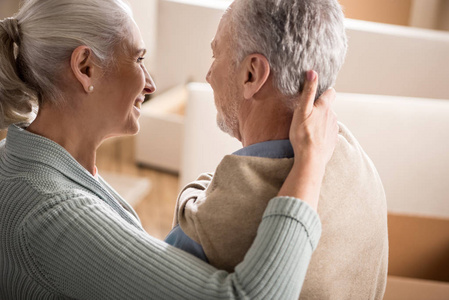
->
xmin=88 ymin=85 xmax=94 ymax=92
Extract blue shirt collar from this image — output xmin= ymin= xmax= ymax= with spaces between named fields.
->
xmin=232 ymin=139 xmax=294 ymax=159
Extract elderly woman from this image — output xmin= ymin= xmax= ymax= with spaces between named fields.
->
xmin=0 ymin=0 xmax=338 ymax=299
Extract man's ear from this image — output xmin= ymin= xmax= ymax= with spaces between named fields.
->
xmin=70 ymin=46 xmax=95 ymax=93
xmin=241 ymin=54 xmax=270 ymax=100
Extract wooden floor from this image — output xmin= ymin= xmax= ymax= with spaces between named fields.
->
xmin=96 ymin=136 xmax=180 ymax=240
xmin=96 ymin=135 xmax=180 ymax=240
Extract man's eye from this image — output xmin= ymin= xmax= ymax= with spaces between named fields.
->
xmin=137 ymin=57 xmax=145 ymax=63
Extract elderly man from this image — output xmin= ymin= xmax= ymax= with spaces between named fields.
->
xmin=165 ymin=0 xmax=388 ymax=299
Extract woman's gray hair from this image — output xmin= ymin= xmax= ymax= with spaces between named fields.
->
xmin=230 ymin=0 xmax=347 ymax=109
xmin=0 ymin=0 xmax=134 ymax=129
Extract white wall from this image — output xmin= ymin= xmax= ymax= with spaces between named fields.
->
xmin=127 ymin=0 xmax=158 ymax=71
xmin=153 ymin=0 xmax=449 ymax=100
xmin=0 ymin=0 xmax=158 ymax=71
xmin=153 ymin=0 xmax=231 ymax=93
xmin=336 ymin=19 xmax=449 ymax=100
xmin=180 ymin=83 xmax=449 ymax=218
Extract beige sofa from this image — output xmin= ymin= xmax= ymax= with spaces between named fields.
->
xmin=179 ymin=82 xmax=449 ymax=299
xmin=153 ymin=0 xmax=449 ymax=100
xmin=134 ymin=1 xmax=449 ymax=297
xmin=180 ymin=83 xmax=449 ymax=219
xmin=133 ymin=1 xmax=449 ymax=297
xmin=137 ymin=0 xmax=449 ymax=173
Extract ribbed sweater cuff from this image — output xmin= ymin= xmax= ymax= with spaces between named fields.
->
xmin=263 ymin=196 xmax=322 ymax=250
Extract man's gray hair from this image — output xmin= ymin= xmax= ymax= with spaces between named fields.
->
xmin=231 ymin=0 xmax=347 ymax=108
xmin=0 ymin=0 xmax=133 ymax=129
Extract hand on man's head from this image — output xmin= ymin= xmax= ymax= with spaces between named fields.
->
xmin=289 ymin=70 xmax=338 ymax=166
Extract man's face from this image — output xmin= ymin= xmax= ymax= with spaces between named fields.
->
xmin=206 ymin=12 xmax=242 ymax=138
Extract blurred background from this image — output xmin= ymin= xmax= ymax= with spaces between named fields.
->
xmin=0 ymin=0 xmax=449 ymax=299
xmin=1 ymin=2 xmax=448 ymax=297
xmin=1 ymin=0 xmax=448 ymax=92
xmin=0 ymin=0 xmax=448 ymax=233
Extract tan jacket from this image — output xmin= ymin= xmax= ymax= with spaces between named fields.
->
xmin=175 ymin=123 xmax=388 ymax=299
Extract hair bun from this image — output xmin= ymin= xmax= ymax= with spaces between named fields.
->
xmin=1 ymin=17 xmax=21 ymax=46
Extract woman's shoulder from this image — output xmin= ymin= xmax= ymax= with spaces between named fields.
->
xmin=1 ymin=161 xmax=89 ymax=195
xmin=0 ymin=163 xmax=102 ymax=232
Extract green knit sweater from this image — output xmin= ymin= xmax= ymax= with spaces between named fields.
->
xmin=0 ymin=125 xmax=321 ymax=300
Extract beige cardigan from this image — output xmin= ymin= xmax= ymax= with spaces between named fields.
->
xmin=175 ymin=123 xmax=389 ymax=299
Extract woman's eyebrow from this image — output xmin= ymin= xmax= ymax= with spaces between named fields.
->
xmin=136 ymin=48 xmax=147 ymax=56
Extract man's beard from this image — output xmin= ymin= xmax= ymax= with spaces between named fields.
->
xmin=215 ymin=65 xmax=240 ymax=138
xmin=216 ymin=112 xmax=237 ymax=138
xmin=216 ymin=91 xmax=240 ymax=138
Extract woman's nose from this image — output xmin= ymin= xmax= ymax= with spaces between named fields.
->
xmin=145 ymin=77 xmax=156 ymax=94
xmin=144 ymin=66 xmax=156 ymax=94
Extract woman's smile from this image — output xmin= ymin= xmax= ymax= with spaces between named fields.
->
xmin=134 ymin=97 xmax=144 ymax=111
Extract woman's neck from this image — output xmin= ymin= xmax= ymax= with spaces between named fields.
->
xmin=26 ymin=106 xmax=101 ymax=176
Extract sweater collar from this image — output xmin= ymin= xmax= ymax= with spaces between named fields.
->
xmin=232 ymin=139 xmax=294 ymax=159
xmin=5 ymin=124 xmax=141 ymax=228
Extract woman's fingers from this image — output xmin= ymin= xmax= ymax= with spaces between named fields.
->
xmin=289 ymin=70 xmax=338 ymax=165
xmin=298 ymin=70 xmax=319 ymax=118
xmin=280 ymin=71 xmax=338 ymax=207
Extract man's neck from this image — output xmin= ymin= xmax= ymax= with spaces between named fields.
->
xmin=238 ymin=94 xmax=293 ymax=147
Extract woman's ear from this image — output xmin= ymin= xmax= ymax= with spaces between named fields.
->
xmin=70 ymin=46 xmax=95 ymax=93
xmin=241 ymin=54 xmax=270 ymax=100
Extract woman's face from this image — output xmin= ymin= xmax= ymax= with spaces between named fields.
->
xmin=94 ymin=21 xmax=155 ymax=138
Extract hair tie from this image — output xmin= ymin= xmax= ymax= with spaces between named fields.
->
xmin=1 ymin=17 xmax=21 ymax=46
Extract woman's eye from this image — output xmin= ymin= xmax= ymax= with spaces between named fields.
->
xmin=137 ymin=57 xmax=145 ymax=63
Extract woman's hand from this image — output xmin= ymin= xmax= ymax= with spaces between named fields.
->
xmin=278 ymin=70 xmax=338 ymax=210
xmin=290 ymin=70 xmax=338 ymax=167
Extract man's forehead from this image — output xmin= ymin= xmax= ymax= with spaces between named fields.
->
xmin=212 ymin=19 xmax=228 ymax=50
xmin=215 ymin=10 xmax=233 ymax=40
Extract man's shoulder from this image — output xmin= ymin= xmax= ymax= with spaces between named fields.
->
xmin=336 ymin=122 xmax=364 ymax=150
xmin=319 ymin=122 xmax=387 ymax=215
xmin=217 ymin=154 xmax=293 ymax=180
xmin=332 ymin=122 xmax=380 ymax=175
